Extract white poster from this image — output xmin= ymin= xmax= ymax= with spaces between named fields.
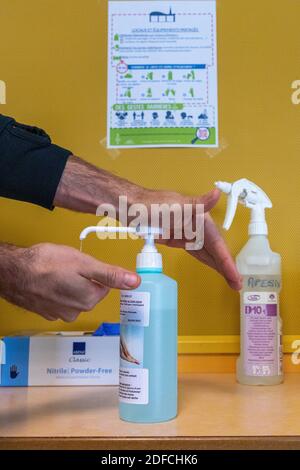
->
xmin=107 ymin=0 xmax=218 ymax=148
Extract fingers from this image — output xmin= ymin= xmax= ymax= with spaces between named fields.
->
xmin=36 ymin=281 xmax=110 ymax=322
xmin=80 ymin=256 xmax=141 ymax=290
xmin=189 ymin=248 xmax=219 ymax=272
xmin=58 ymin=281 xmax=111 ymax=318
xmin=197 ymin=188 xmax=221 ymax=213
xmin=20 ymin=243 xmax=141 ymax=324
xmin=204 ymin=214 xmax=242 ymax=290
xmin=188 ymin=232 xmax=242 ymax=290
xmin=58 ymin=311 xmax=82 ymax=323
xmin=40 ymin=313 xmax=59 ymax=321
xmin=81 ymin=281 xmax=110 ymax=310
xmin=39 ymin=308 xmax=82 ymax=323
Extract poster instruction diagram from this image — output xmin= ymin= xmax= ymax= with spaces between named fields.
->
xmin=107 ymin=0 xmax=218 ymax=148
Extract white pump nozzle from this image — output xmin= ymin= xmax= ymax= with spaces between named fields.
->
xmin=79 ymin=226 xmax=137 ymax=240
xmin=79 ymin=225 xmax=163 ymax=270
xmin=215 ymin=178 xmax=272 ymax=236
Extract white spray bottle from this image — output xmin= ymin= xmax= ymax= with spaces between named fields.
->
xmin=215 ymin=179 xmax=283 ymax=385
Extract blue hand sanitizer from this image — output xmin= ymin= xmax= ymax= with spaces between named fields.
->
xmin=79 ymin=226 xmax=178 ymax=423
xmin=119 ymin=232 xmax=177 ymax=423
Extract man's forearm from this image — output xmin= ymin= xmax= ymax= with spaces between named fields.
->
xmin=0 ymin=243 xmax=30 ymax=306
xmin=53 ymin=155 xmax=147 ymax=215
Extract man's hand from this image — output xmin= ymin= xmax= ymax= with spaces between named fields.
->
xmin=54 ymin=156 xmax=242 ymax=291
xmin=0 ymin=243 xmax=140 ymax=321
xmin=141 ymin=188 xmax=242 ymax=291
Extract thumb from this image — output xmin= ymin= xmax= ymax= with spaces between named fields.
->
xmin=197 ymin=188 xmax=221 ymax=213
xmin=81 ymin=257 xmax=141 ymax=290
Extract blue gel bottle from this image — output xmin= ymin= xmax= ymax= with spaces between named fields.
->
xmin=79 ymin=225 xmax=178 ymax=424
xmin=119 ymin=234 xmax=178 ymax=423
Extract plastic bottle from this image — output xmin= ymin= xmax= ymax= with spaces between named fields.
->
xmin=215 ymin=179 xmax=283 ymax=385
xmin=80 ymin=225 xmax=178 ymax=421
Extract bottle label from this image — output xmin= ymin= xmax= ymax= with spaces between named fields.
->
xmin=243 ymin=291 xmax=281 ymax=376
xmin=120 ymin=292 xmax=150 ymax=327
xmin=119 ymin=368 xmax=149 ymax=405
xmin=119 ymin=291 xmax=150 ymax=405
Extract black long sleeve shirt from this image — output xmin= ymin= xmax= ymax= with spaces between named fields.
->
xmin=0 ymin=114 xmax=71 ymax=209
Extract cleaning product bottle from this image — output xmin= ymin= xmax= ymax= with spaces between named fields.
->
xmin=80 ymin=225 xmax=178 ymax=422
xmin=215 ymin=179 xmax=283 ymax=385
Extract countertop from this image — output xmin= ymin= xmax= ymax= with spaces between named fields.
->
xmin=1 ymin=374 xmax=300 ymax=450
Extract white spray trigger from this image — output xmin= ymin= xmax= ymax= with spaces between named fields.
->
xmin=215 ymin=179 xmax=272 ymax=236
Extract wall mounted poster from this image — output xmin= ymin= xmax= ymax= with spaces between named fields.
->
xmin=108 ymin=0 xmax=218 ymax=148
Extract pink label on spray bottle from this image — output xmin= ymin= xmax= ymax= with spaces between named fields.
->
xmin=243 ymin=292 xmax=280 ymax=376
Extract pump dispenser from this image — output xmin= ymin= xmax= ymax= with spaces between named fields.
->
xmin=215 ymin=179 xmax=283 ymax=385
xmin=136 ymin=233 xmax=162 ymax=271
xmin=80 ymin=225 xmax=178 ymax=421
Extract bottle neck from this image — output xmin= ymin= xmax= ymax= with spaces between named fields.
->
xmin=248 ymin=207 xmax=268 ymax=236
xmin=247 ymin=234 xmax=271 ymax=249
xmin=136 ymin=242 xmax=163 ymax=271
xmin=136 ymin=267 xmax=163 ymax=274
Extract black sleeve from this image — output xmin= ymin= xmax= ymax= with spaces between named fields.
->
xmin=0 ymin=114 xmax=72 ymax=210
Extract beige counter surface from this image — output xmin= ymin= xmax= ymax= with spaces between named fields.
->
xmin=1 ymin=374 xmax=300 ymax=450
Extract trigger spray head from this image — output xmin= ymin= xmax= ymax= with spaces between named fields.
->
xmin=215 ymin=178 xmax=272 ymax=236
xmin=215 ymin=181 xmax=232 ymax=195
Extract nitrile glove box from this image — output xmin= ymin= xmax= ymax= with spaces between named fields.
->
xmin=0 ymin=325 xmax=120 ymax=387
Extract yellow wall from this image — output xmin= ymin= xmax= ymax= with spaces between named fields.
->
xmin=0 ymin=0 xmax=299 ymax=341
